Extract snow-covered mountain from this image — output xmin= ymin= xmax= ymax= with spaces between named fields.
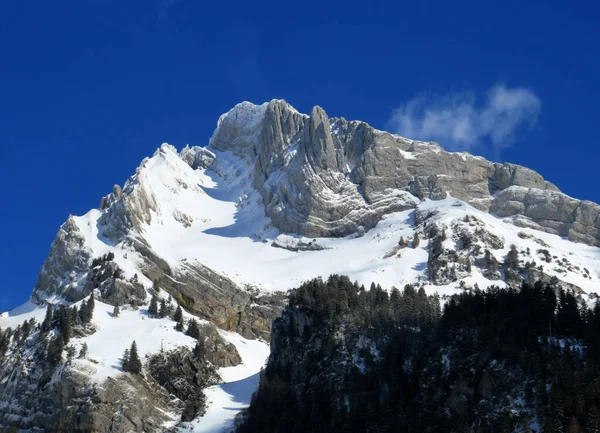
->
xmin=2 ymin=99 xmax=600 ymax=433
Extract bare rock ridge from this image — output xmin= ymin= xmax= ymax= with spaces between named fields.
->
xmin=491 ymin=186 xmax=600 ymax=247
xmin=33 ymin=216 xmax=92 ymax=302
xmin=211 ymin=99 xmax=600 ymax=245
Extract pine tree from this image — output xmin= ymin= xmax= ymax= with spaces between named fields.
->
xmin=57 ymin=306 xmax=71 ymax=344
xmin=412 ymin=232 xmax=420 ymax=248
xmin=122 ymin=348 xmax=130 ymax=372
xmin=149 ymin=294 xmax=159 ymax=317
xmin=87 ymin=292 xmax=95 ymax=322
xmin=588 ymin=404 xmax=600 ymax=433
xmin=79 ymin=299 xmax=88 ymax=324
xmin=174 ymin=305 xmax=184 ymax=331
xmin=70 ymin=305 xmax=80 ymax=326
xmin=159 ymin=299 xmax=168 ymax=318
xmin=503 ymin=244 xmax=521 ymax=282
xmin=66 ymin=345 xmax=76 ymax=364
xmin=113 ymin=304 xmax=120 ymax=318
xmin=42 ymin=304 xmax=53 ymax=333
xmin=128 ymin=341 xmax=142 ymax=374
xmin=20 ymin=320 xmax=31 ymax=342
xmin=47 ymin=335 xmax=64 ymax=367
xmin=79 ymin=342 xmax=88 ymax=359
xmin=174 ymin=305 xmax=184 ymax=323
xmin=186 ymin=319 xmax=200 ymax=339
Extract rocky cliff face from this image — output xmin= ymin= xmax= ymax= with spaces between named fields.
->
xmin=491 ymin=186 xmax=600 ymax=247
xmin=209 ymin=100 xmax=600 ymax=246
xmin=33 ymin=216 xmax=93 ymax=303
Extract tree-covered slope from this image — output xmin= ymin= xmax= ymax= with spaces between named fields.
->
xmin=237 ymin=275 xmax=600 ymax=433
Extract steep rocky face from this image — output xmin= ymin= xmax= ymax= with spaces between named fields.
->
xmin=33 ymin=216 xmax=92 ymax=303
xmin=208 ymin=100 xmax=569 ymax=241
xmin=154 ymin=261 xmax=285 ymax=340
xmin=147 ymin=347 xmax=221 ymax=423
xmin=491 ymin=186 xmax=600 ymax=247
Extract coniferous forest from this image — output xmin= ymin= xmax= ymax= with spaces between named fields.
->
xmin=236 ymin=275 xmax=600 ymax=433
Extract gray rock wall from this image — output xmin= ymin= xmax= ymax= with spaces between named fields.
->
xmin=491 ymin=186 xmax=600 ymax=247
xmin=208 ymin=100 xmax=566 ymax=241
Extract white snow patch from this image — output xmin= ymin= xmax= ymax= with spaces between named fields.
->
xmin=182 ymin=332 xmax=269 ymax=433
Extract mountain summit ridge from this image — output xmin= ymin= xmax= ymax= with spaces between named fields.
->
xmin=208 ymin=99 xmax=600 ymax=245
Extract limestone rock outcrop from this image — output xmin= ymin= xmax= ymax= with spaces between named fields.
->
xmin=491 ymin=186 xmax=600 ymax=247
xmin=207 ymin=100 xmax=567 ymax=240
xmin=32 ymin=216 xmax=92 ymax=303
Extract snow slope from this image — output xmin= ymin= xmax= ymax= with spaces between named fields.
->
xmin=71 ymin=300 xmax=198 ymax=382
xmin=23 ymin=143 xmax=595 ymax=308
xmin=183 ymin=333 xmax=269 ymax=433
xmin=129 ymin=145 xmax=600 ymax=296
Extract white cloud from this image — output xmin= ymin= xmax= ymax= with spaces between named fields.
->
xmin=386 ymin=84 xmax=541 ymax=154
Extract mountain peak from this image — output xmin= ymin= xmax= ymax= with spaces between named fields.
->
xmin=5 ymin=99 xmax=600 ymax=433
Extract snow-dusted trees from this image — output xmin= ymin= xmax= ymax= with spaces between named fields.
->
xmin=41 ymin=304 xmax=53 ymax=333
xmin=79 ymin=342 xmax=88 ymax=359
xmin=174 ymin=305 xmax=184 ymax=331
xmin=503 ymin=244 xmax=521 ymax=282
xmin=159 ymin=299 xmax=171 ymax=318
xmin=412 ymin=232 xmax=420 ymax=248
xmin=122 ymin=341 xmax=142 ymax=374
xmin=148 ymin=294 xmax=159 ymax=317
xmin=0 ymin=328 xmax=11 ymax=359
xmin=79 ymin=293 xmax=95 ymax=325
xmin=186 ymin=319 xmax=200 ymax=339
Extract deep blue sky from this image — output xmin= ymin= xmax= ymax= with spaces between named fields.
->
xmin=1 ymin=0 xmax=598 ymax=310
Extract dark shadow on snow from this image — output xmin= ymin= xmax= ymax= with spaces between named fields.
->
xmin=219 ymin=371 xmax=261 ymax=407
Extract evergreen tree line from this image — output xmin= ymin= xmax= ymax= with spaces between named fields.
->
xmin=0 ymin=317 xmax=37 ymax=359
xmin=148 ymin=292 xmax=176 ymax=319
xmin=0 ymin=322 xmax=33 ymax=360
xmin=237 ymin=276 xmax=600 ymax=433
xmin=0 ymin=295 xmax=96 ymax=369
xmin=44 ymin=294 xmax=95 ymax=367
